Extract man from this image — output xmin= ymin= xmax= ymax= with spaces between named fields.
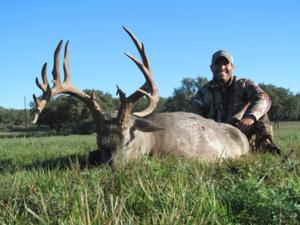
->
xmin=190 ymin=50 xmax=280 ymax=154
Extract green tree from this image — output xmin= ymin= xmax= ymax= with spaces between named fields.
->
xmin=133 ymin=97 xmax=167 ymax=113
xmin=259 ymin=84 xmax=299 ymax=121
xmin=0 ymin=107 xmax=29 ymax=128
xmin=163 ymin=76 xmax=208 ymax=112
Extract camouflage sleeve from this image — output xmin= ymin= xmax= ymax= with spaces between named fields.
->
xmin=243 ymin=79 xmax=271 ymax=121
xmin=189 ymin=87 xmax=212 ymax=117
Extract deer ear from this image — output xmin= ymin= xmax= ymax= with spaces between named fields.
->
xmin=133 ymin=118 xmax=164 ymax=132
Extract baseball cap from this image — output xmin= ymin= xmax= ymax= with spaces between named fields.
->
xmin=211 ymin=50 xmax=234 ymax=65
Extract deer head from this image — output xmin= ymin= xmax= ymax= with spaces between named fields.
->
xmin=33 ymin=27 xmax=162 ymax=164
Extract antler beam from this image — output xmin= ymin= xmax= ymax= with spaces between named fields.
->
xmin=117 ymin=27 xmax=160 ymax=127
xmin=32 ymin=41 xmax=102 ymax=124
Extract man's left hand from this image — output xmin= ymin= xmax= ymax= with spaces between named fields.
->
xmin=237 ymin=117 xmax=255 ymax=135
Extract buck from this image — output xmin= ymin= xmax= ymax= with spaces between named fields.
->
xmin=32 ymin=27 xmax=249 ymax=165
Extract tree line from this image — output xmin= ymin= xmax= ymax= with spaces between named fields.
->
xmin=1 ymin=76 xmax=299 ymax=132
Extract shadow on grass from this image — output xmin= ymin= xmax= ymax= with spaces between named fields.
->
xmin=0 ymin=151 xmax=104 ymax=174
xmin=26 ymin=153 xmax=90 ymax=171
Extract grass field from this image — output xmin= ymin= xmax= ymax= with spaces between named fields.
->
xmin=0 ymin=122 xmax=299 ymax=224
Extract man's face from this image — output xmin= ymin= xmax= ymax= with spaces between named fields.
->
xmin=210 ymin=57 xmax=234 ymax=85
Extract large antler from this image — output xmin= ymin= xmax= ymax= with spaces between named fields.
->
xmin=32 ymin=40 xmax=102 ymax=124
xmin=117 ymin=27 xmax=160 ymax=127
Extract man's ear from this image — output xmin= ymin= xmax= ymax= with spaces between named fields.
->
xmin=133 ymin=118 xmax=164 ymax=132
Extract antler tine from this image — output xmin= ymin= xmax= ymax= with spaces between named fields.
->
xmin=32 ymin=62 xmax=51 ymax=124
xmin=63 ymin=41 xmax=71 ymax=83
xmin=123 ymin=26 xmax=149 ymax=69
xmin=32 ymin=104 xmax=39 ymax=124
xmin=32 ymin=93 xmax=42 ymax=124
xmin=41 ymin=63 xmax=48 ymax=88
xmin=124 ymin=52 xmax=152 ymax=89
xmin=35 ymin=63 xmax=48 ymax=92
xmin=52 ymin=40 xmax=63 ymax=85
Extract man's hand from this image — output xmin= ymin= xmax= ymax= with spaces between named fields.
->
xmin=236 ymin=117 xmax=255 ymax=135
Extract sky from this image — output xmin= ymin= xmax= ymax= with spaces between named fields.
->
xmin=0 ymin=0 xmax=299 ymax=109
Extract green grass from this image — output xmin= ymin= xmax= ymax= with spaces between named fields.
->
xmin=0 ymin=123 xmax=299 ymax=224
xmin=0 ymin=125 xmax=55 ymax=139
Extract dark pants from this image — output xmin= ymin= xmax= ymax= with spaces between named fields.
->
xmin=246 ymin=114 xmax=275 ymax=151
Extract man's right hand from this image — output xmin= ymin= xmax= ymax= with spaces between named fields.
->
xmin=236 ymin=117 xmax=255 ymax=135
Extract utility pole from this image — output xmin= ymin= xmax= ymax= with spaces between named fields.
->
xmin=24 ymin=96 xmax=27 ymax=128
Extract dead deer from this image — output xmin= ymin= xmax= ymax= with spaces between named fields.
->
xmin=32 ymin=27 xmax=249 ymax=165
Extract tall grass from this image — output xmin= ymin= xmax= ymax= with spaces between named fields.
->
xmin=0 ymin=123 xmax=299 ymax=224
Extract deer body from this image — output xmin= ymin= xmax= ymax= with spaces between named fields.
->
xmin=151 ymin=112 xmax=249 ymax=159
xmin=33 ymin=27 xmax=249 ymax=165
xmin=109 ymin=112 xmax=249 ymax=163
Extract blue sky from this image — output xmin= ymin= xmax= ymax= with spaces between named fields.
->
xmin=0 ymin=0 xmax=299 ymax=109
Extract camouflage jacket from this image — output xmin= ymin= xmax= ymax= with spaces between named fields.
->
xmin=190 ymin=76 xmax=271 ymax=125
